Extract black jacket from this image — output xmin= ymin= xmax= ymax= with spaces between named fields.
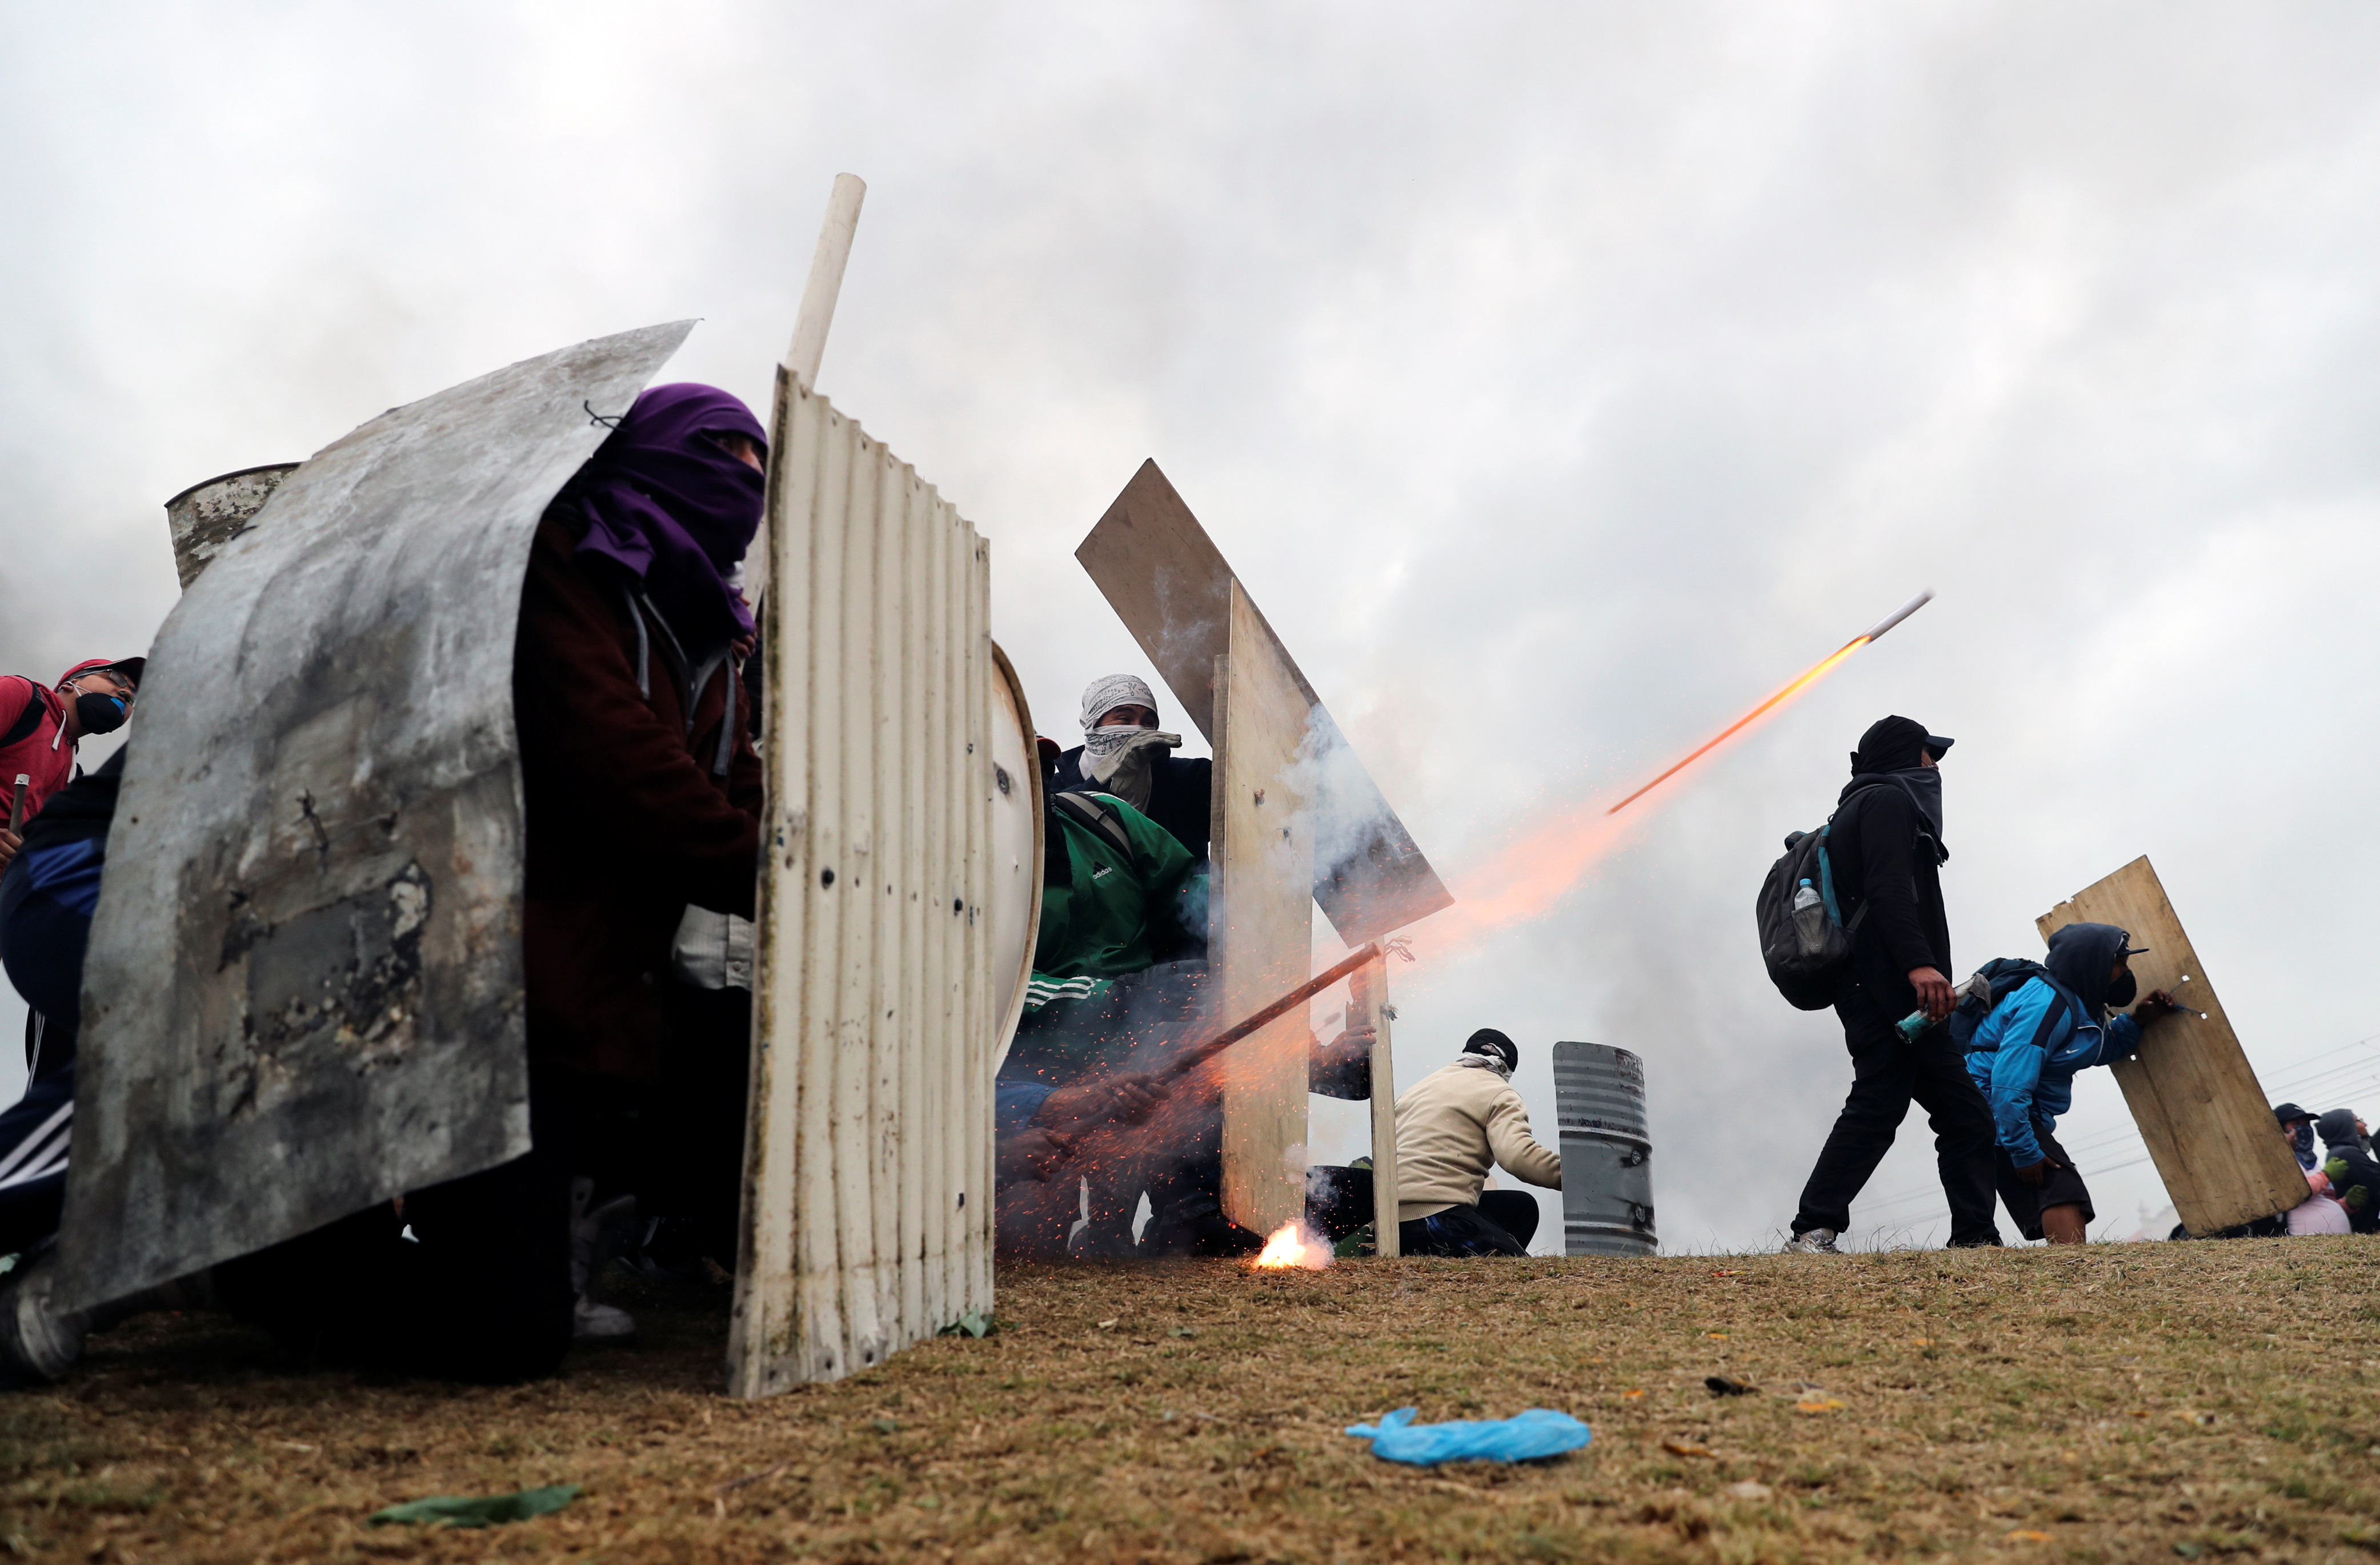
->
xmin=2317 ymin=1111 xmax=2380 ymax=1234
xmin=1825 ymin=777 xmax=1949 ymax=1021
xmin=1049 ymin=745 xmax=1213 ymax=864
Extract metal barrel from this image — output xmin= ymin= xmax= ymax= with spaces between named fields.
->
xmin=1552 ymin=1041 xmax=1656 ymax=1257
xmin=163 ymin=463 xmax=299 ymax=589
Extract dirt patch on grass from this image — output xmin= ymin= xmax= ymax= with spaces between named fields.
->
xmin=2 ymin=1239 xmax=2377 ymax=1561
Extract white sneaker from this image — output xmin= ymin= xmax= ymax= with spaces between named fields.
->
xmin=1783 ymin=1228 xmax=1841 ymax=1255
xmin=573 ymin=1295 xmax=636 ymax=1341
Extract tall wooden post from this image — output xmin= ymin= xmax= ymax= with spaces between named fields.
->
xmin=1349 ymin=954 xmax=1399 ymax=1255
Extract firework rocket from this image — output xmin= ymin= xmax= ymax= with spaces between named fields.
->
xmin=1605 ymin=590 xmax=1935 ymax=816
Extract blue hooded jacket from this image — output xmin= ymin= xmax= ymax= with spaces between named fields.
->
xmin=1963 ymin=923 xmax=2143 ymax=1167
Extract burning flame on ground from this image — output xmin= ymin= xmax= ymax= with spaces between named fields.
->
xmin=1251 ymin=1222 xmax=1330 ymax=1270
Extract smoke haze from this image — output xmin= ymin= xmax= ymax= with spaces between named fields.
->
xmin=6 ymin=2 xmax=2379 ymax=1250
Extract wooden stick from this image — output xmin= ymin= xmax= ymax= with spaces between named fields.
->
xmin=1156 ymin=942 xmax=1381 ymax=1084
xmin=7 ymin=773 xmax=26 ymax=835
xmin=782 ymin=173 xmax=867 ymax=388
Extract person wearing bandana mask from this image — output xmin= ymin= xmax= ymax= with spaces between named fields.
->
xmin=1961 ymin=922 xmax=2180 ymax=1243
xmin=0 ymin=658 xmax=141 ymax=877
xmin=1787 ymin=716 xmax=2004 ymax=1253
xmin=1047 ymin=675 xmax=1213 ymax=862
xmin=1391 ymin=1030 xmax=1562 ymax=1257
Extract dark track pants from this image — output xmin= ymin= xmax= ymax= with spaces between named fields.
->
xmin=1791 ymin=981 xmax=2001 ymax=1246
xmin=0 ymin=880 xmax=89 ymax=1257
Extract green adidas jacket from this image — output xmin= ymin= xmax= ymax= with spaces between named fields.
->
xmin=1031 ymin=792 xmax=1200 ymax=991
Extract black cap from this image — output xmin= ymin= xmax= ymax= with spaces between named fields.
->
xmin=2274 ymin=1102 xmax=2313 ymax=1125
xmin=1463 ymin=1029 xmax=1517 ymax=1071
xmin=1923 ymin=733 xmax=1954 ymax=759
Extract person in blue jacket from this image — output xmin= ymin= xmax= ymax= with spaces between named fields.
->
xmin=1964 ymin=922 xmax=2179 ymax=1243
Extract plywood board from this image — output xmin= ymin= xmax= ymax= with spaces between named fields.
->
xmin=729 ymin=372 xmax=999 ymax=1397
xmin=2037 ymin=856 xmax=2305 ymax=1235
xmin=1077 ymin=460 xmax=1451 ymax=943
xmin=1349 ymin=956 xmax=1399 ymax=1257
xmin=1211 ymin=580 xmax=1316 ymax=1239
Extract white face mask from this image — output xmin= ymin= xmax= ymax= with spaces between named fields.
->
xmin=1455 ymin=1050 xmax=1513 ymax=1081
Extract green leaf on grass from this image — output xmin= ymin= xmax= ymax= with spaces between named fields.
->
xmin=938 ymin=1311 xmax=995 ymax=1338
xmin=368 ymin=1484 xmax=583 ymax=1528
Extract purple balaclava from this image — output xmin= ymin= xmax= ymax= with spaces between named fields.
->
xmin=566 ymin=383 xmax=767 ymax=652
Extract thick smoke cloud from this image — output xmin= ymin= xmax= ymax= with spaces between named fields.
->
xmin=6 ymin=3 xmax=2379 ymax=1249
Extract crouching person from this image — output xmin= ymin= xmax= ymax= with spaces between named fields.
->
xmin=1393 ymin=1030 xmax=1561 ymax=1257
xmin=1962 ymin=922 xmax=2177 ymax=1244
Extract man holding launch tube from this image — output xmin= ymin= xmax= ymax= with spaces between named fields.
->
xmin=1785 ymin=716 xmax=2001 ymax=1254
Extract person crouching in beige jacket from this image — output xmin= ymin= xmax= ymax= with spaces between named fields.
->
xmin=1393 ymin=1030 xmax=1563 ymax=1256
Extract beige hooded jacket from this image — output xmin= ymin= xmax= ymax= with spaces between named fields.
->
xmin=1392 ymin=1059 xmax=1563 ymax=1221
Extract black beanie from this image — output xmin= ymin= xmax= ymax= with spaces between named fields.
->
xmin=1463 ymin=1028 xmax=1518 ymax=1072
xmin=1850 ymin=715 xmax=1930 ymax=776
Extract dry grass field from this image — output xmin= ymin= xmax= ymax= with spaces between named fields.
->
xmin=2 ymin=1238 xmax=2377 ymax=1563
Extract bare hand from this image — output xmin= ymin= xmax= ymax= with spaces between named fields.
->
xmin=1035 ymin=1073 xmax=1166 ymax=1131
xmin=731 ymin=633 xmax=758 ymax=664
xmin=2133 ymin=989 xmax=2181 ymax=1021
xmin=997 ymin=1128 xmax=1068 ymax=1183
xmin=2014 ymin=1157 xmax=2056 ymax=1189
xmin=0 ymin=826 xmax=17 ymax=876
xmin=1908 ymin=966 xmax=1955 ymax=1024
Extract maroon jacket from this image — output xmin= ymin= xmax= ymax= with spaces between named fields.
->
xmin=512 ymin=509 xmax=763 ymax=1083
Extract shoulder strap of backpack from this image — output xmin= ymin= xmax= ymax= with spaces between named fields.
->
xmin=1051 ymin=789 xmax=1134 ymax=858
xmin=0 ymin=680 xmax=46 ymax=748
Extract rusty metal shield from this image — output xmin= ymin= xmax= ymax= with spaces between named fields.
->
xmin=58 ymin=321 xmax=696 ymax=1311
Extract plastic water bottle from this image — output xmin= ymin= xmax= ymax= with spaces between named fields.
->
xmin=1790 ymin=878 xmax=1828 ymax=956
xmin=1896 ymin=1009 xmax=1930 ymax=1040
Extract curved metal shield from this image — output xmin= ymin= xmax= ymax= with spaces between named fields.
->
xmin=58 ymin=321 xmax=695 ymax=1311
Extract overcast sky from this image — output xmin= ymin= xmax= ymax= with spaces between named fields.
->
xmin=6 ymin=2 xmax=2378 ymax=1253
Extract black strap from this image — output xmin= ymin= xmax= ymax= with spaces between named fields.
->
xmin=0 ymin=684 xmax=45 ymax=748
xmin=1050 ymin=789 xmax=1133 ymax=858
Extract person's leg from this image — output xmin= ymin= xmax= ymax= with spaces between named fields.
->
xmin=1908 ymin=1033 xmax=2003 ymax=1246
xmin=1477 ymin=1190 xmax=1541 ymax=1251
xmin=1992 ymin=1143 xmax=2045 ymax=1242
xmin=0 ymin=1068 xmax=75 ymax=1256
xmin=1398 ymin=1205 xmax=1529 ymax=1258
xmin=1791 ymin=992 xmax=1917 ymax=1237
xmin=2028 ymin=1126 xmax=2094 ymax=1246
xmin=399 ymin=1078 xmax=575 ymax=1383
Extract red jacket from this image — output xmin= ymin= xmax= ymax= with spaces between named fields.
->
xmin=0 ymin=661 xmax=117 ymax=827
xmin=512 ymin=509 xmax=764 ymax=1083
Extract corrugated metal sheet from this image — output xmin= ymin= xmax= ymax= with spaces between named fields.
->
xmin=729 ymin=372 xmax=1000 ymax=1395
xmin=59 ymin=321 xmax=695 ymax=1313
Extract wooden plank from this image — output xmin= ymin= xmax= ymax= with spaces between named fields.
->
xmin=2036 ymin=856 xmax=2304 ymax=1235
xmin=1211 ymin=580 xmax=1317 ymax=1238
xmin=963 ymin=532 xmax=995 ymax=1317
xmin=1075 ymin=460 xmax=1452 ymax=944
xmin=1349 ymin=956 xmax=1399 ymax=1257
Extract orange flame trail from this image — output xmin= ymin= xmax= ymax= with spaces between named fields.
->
xmin=1603 ymin=636 xmax=1872 ymax=816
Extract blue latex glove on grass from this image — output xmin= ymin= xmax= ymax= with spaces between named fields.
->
xmin=1344 ymin=1407 xmax=1592 ymax=1465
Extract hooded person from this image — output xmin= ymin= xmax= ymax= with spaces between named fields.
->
xmin=1391 ymin=1030 xmax=1562 ymax=1257
xmin=1047 ymin=675 xmax=1214 ymax=861
xmin=205 ymin=383 xmax=771 ymax=1381
xmin=1786 ymin=716 xmax=2003 ymax=1253
xmin=2315 ymin=1110 xmax=2380 ymax=1234
xmin=0 ymin=658 xmax=141 ymax=878
xmin=1961 ymin=922 xmax=2179 ymax=1243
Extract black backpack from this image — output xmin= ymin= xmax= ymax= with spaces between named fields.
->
xmin=1757 ymin=815 xmax=1868 ymax=1010
xmin=1946 ymin=957 xmax=2077 ymax=1051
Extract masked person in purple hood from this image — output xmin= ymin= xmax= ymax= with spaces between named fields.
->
xmin=213 ymin=385 xmax=768 ymax=1383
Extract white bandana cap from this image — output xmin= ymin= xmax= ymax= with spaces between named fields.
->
xmin=1079 ymin=674 xmax=1160 ymax=736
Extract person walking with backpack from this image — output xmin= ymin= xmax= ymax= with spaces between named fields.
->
xmin=1958 ymin=922 xmax=2178 ymax=1243
xmin=1784 ymin=716 xmax=2002 ymax=1253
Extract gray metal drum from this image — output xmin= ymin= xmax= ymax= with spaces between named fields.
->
xmin=1553 ymin=1041 xmax=1656 ymax=1257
